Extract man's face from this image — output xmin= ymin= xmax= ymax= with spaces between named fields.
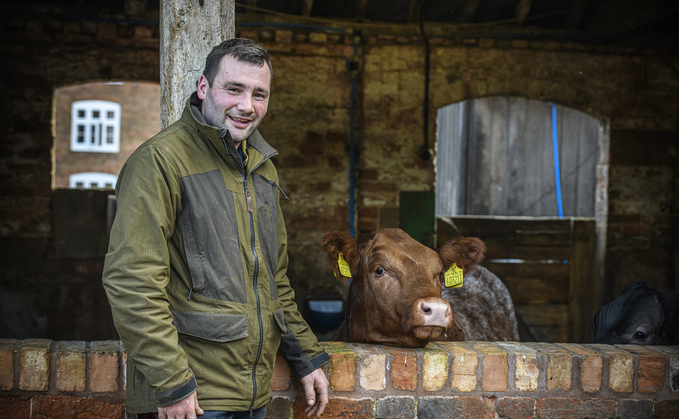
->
xmin=197 ymin=55 xmax=271 ymax=145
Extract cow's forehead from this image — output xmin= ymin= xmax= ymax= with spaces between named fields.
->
xmin=367 ymin=229 xmax=441 ymax=268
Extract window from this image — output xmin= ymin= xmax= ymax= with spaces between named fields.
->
xmin=71 ymin=100 xmax=121 ymax=153
xmin=69 ymin=172 xmax=118 ymax=189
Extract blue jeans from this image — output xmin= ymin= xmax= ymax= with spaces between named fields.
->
xmin=154 ymin=406 xmax=266 ymax=419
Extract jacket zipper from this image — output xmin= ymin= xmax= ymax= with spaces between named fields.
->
xmin=220 ymin=135 xmax=276 ymax=418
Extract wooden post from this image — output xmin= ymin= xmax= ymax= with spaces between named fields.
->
xmin=160 ymin=0 xmax=235 ymax=129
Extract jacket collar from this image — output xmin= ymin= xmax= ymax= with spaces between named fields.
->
xmin=182 ymin=93 xmax=278 ymax=170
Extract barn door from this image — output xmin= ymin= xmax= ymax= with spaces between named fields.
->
xmin=436 ymin=97 xmax=603 ymax=218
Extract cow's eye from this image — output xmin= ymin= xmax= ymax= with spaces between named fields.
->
xmin=375 ymin=267 xmax=385 ymax=276
xmin=634 ymin=331 xmax=648 ymax=341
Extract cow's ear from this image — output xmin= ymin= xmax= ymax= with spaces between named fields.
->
xmin=438 ymin=237 xmax=486 ymax=272
xmin=322 ymin=231 xmax=358 ymax=285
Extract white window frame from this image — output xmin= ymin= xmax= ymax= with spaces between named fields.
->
xmin=70 ymin=100 xmax=121 ymax=153
xmin=69 ymin=172 xmax=118 ymax=189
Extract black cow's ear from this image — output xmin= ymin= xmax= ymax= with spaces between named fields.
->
xmin=322 ymin=231 xmax=358 ymax=284
xmin=438 ymin=237 xmax=486 ymax=272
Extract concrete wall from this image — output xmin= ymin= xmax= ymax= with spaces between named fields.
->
xmin=0 ymin=5 xmax=677 ymax=340
xmin=1 ymin=339 xmax=678 ymax=418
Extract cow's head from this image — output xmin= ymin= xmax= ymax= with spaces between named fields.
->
xmin=593 ymin=280 xmax=665 ymax=345
xmin=322 ymin=228 xmax=453 ymax=347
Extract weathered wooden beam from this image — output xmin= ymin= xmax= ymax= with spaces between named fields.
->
xmin=160 ymin=0 xmax=235 ymax=128
xmin=458 ymin=0 xmax=481 ymax=23
xmin=514 ymin=0 xmax=532 ymax=24
xmin=566 ymin=0 xmax=588 ymax=28
xmin=302 ymin=0 xmax=314 ymax=17
xmin=246 ymin=0 xmax=257 ymax=7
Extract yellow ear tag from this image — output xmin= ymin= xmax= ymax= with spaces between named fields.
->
xmin=337 ymin=252 xmax=352 ymax=278
xmin=444 ymin=263 xmax=464 ymax=288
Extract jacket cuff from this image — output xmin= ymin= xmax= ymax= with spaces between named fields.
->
xmin=155 ymin=375 xmax=197 ymax=407
xmin=279 ymin=332 xmax=330 ymax=378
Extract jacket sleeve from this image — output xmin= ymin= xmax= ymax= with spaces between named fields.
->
xmin=273 ymin=181 xmax=329 ymax=378
xmin=102 ymin=144 xmax=197 ymax=406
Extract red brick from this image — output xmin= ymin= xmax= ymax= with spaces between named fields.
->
xmin=472 ymin=342 xmax=508 ymax=392
xmin=619 ymin=345 xmax=664 ymax=393
xmin=418 ymin=396 xmax=497 ymax=419
xmin=0 ymin=396 xmax=31 ymax=419
xmin=55 ymin=341 xmax=87 ymax=392
xmin=19 ymin=339 xmax=51 ymax=391
xmin=293 ymin=396 xmax=372 ymax=419
xmin=90 ymin=341 xmax=121 ymax=393
xmin=33 ymin=395 xmax=125 ymax=419
xmin=387 ymin=347 xmax=417 ymax=391
xmin=0 ymin=339 xmax=17 ymax=391
xmin=655 ymin=400 xmax=679 ymax=419
xmin=358 ymin=219 xmax=378 ymax=232
xmin=359 ymin=206 xmax=378 ymax=219
xmin=558 ymin=344 xmax=602 ymax=393
xmin=536 ymin=397 xmax=615 ymax=419
xmin=497 ymin=397 xmax=534 ymax=419
xmin=359 ymin=170 xmax=378 ymax=181
xmin=266 ymin=397 xmax=291 ymax=419
xmin=271 ymin=353 xmax=291 ymax=390
xmin=323 ymin=342 xmax=356 ymax=391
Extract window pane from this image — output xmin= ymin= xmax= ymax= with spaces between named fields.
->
xmin=91 ymin=125 xmax=97 ymax=144
xmin=77 ymin=110 xmax=85 ymax=118
xmin=90 ymin=182 xmax=98 ymax=188
xmin=106 ymin=126 xmax=114 ymax=144
xmin=105 ymin=183 xmax=113 ymax=188
xmin=107 ymin=111 xmax=115 ymax=119
xmin=76 ymin=182 xmax=84 ymax=187
xmin=92 ymin=110 xmax=100 ymax=118
xmin=77 ymin=125 xmax=85 ymax=143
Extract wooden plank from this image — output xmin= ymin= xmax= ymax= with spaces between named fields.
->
xmin=515 ymin=229 xmax=571 ymax=246
xmin=485 ymin=240 xmax=570 ymax=261
xmin=471 ymin=98 xmax=492 ymax=215
xmin=576 ymin=112 xmax=600 ymax=217
xmin=506 ymin=97 xmax=528 ymax=216
xmin=483 ymin=261 xmax=570 ymax=282
xmin=516 ymin=304 xmax=569 ymax=342
xmin=521 ymin=100 xmax=551 ymax=216
xmin=488 ymin=97 xmax=509 ymax=215
xmin=568 ymin=219 xmax=596 ymax=343
xmin=559 ymin=105 xmax=578 ymax=217
xmin=503 ymin=278 xmax=569 ymax=304
xmin=435 ymin=102 xmax=467 ymax=217
xmin=438 ymin=216 xmax=573 ymax=238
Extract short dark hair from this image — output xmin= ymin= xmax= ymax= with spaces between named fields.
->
xmin=203 ymin=38 xmax=273 ymax=86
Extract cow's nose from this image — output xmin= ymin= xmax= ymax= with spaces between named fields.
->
xmin=418 ymin=300 xmax=451 ymax=327
xmin=421 ymin=303 xmax=433 ymax=315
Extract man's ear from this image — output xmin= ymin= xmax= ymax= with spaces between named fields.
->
xmin=438 ymin=237 xmax=486 ymax=272
xmin=322 ymin=231 xmax=358 ymax=285
xmin=196 ymin=74 xmax=209 ymax=100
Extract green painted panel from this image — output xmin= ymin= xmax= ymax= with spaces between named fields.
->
xmin=400 ymin=191 xmax=436 ymax=248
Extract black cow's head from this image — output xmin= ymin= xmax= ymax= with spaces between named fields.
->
xmin=593 ymin=280 xmax=665 ymax=345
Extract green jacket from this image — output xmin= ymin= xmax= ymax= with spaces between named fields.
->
xmin=103 ymin=93 xmax=328 ymax=414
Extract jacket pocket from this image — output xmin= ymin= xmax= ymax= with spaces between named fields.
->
xmin=180 ymin=170 xmax=246 ymax=303
xmin=172 ymin=310 xmax=248 ymax=342
xmin=252 ymin=173 xmax=280 ymax=301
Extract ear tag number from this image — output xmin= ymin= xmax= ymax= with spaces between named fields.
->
xmin=444 ymin=263 xmax=464 ymax=288
xmin=337 ymin=252 xmax=352 ymax=277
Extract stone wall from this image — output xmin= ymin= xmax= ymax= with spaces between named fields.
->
xmin=1 ymin=338 xmax=678 ymax=418
xmin=0 ymin=5 xmax=677 ymax=340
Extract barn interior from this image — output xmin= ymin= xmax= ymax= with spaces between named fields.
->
xmin=1 ymin=0 xmax=678 ymax=344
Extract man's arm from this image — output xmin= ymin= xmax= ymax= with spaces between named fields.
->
xmin=300 ymin=368 xmax=329 ymax=418
xmin=103 ymin=144 xmax=196 ymax=407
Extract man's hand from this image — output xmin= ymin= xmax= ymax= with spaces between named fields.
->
xmin=300 ymin=368 xmax=329 ymax=418
xmin=158 ymin=390 xmax=204 ymax=419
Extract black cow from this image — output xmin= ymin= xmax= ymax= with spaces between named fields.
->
xmin=593 ymin=280 xmax=679 ymax=345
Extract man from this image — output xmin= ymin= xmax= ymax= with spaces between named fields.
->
xmin=103 ymin=38 xmax=329 ymax=419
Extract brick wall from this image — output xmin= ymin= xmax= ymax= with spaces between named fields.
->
xmin=1 ymin=338 xmax=678 ymax=418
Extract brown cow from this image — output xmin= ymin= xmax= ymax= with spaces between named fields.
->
xmin=322 ymin=228 xmax=519 ymax=347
